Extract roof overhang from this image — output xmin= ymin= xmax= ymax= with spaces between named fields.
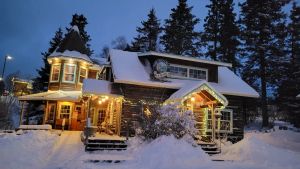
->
xmin=138 ymin=51 xmax=232 ymax=67
xmin=18 ymin=90 xmax=82 ymax=102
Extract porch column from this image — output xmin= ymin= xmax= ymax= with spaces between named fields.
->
xmin=19 ymin=101 xmax=25 ymax=126
xmin=211 ymin=104 xmax=215 ymax=142
xmin=43 ymin=101 xmax=49 ymax=124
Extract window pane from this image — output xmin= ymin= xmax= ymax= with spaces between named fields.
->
xmin=64 ymin=65 xmax=76 ymax=82
xmin=189 ymin=69 xmax=206 ymax=80
xmin=51 ymin=65 xmax=60 ymax=81
xmin=60 ymin=105 xmax=71 ymax=119
xmin=169 ymin=65 xmax=188 ymax=77
xmin=79 ymin=68 xmax=87 ymax=83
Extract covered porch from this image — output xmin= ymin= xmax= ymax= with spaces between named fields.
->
xmin=83 ymin=79 xmax=123 ymax=136
xmin=165 ymin=81 xmax=229 ymax=142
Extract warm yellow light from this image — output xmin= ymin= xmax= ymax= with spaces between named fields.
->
xmin=105 ymin=96 xmax=109 ymax=100
xmin=98 ymin=100 xmax=102 ymax=104
xmin=191 ymin=97 xmax=195 ymax=102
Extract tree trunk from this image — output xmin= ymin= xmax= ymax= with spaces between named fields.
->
xmin=260 ymin=50 xmax=268 ymax=127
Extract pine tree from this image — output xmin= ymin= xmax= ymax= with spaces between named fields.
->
xmin=131 ymin=8 xmax=162 ymax=52
xmin=66 ymin=13 xmax=93 ymax=56
xmin=240 ymin=0 xmax=289 ymax=127
xmin=33 ymin=28 xmax=63 ymax=92
xmin=203 ymin=0 xmax=240 ymax=72
xmin=277 ymin=1 xmax=300 ymax=127
xmin=160 ymin=0 xmax=200 ymax=57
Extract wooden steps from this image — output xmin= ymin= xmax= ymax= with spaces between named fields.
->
xmin=197 ymin=141 xmax=221 ymax=155
xmin=85 ymin=138 xmax=127 ymax=151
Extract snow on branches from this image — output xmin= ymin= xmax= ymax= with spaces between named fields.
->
xmin=136 ymin=103 xmax=196 ymax=141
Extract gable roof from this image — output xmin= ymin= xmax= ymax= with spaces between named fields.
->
xmin=109 ymin=49 xmax=259 ymax=98
xmin=49 ymin=26 xmax=92 ymax=63
xmin=166 ymin=80 xmax=228 ymax=106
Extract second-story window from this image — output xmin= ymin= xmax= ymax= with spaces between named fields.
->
xmin=189 ymin=68 xmax=207 ymax=80
xmin=63 ymin=64 xmax=76 ymax=83
xmin=169 ymin=65 xmax=188 ymax=78
xmin=50 ymin=64 xmax=61 ymax=82
xmin=79 ymin=67 xmax=87 ymax=83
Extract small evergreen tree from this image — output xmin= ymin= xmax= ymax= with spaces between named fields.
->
xmin=240 ymin=0 xmax=289 ymax=127
xmin=33 ymin=28 xmax=63 ymax=92
xmin=67 ymin=13 xmax=93 ymax=56
xmin=203 ymin=0 xmax=240 ymax=72
xmin=131 ymin=8 xmax=162 ymax=52
xmin=160 ymin=0 xmax=200 ymax=57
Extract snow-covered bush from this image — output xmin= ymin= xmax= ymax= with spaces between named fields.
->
xmin=136 ymin=104 xmax=196 ymax=141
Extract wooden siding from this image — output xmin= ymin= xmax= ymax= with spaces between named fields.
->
xmin=111 ymin=83 xmax=176 ymax=136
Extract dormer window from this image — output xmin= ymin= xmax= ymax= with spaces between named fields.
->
xmin=50 ymin=64 xmax=61 ymax=82
xmin=63 ymin=63 xmax=77 ymax=83
xmin=79 ymin=67 xmax=87 ymax=83
xmin=168 ymin=64 xmax=208 ymax=80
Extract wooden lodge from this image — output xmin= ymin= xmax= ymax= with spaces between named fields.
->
xmin=19 ymin=26 xmax=259 ymax=148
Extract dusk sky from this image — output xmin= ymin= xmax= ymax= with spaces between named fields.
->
xmin=0 ymin=0 xmax=292 ymax=80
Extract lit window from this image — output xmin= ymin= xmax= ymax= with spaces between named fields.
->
xmin=79 ymin=67 xmax=87 ymax=83
xmin=60 ymin=105 xmax=71 ymax=119
xmin=189 ymin=69 xmax=207 ymax=80
xmin=63 ymin=64 xmax=76 ymax=83
xmin=50 ymin=64 xmax=60 ymax=82
xmin=169 ymin=65 xmax=188 ymax=77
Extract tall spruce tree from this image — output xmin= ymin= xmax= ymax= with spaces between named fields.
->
xmin=131 ymin=8 xmax=162 ymax=52
xmin=33 ymin=28 xmax=63 ymax=92
xmin=277 ymin=1 xmax=300 ymax=127
xmin=160 ymin=0 xmax=200 ymax=57
xmin=67 ymin=14 xmax=93 ymax=56
xmin=240 ymin=0 xmax=289 ymax=127
xmin=203 ymin=0 xmax=240 ymax=72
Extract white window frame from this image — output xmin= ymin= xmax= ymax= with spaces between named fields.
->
xmin=78 ymin=67 xmax=87 ymax=84
xmin=168 ymin=64 xmax=208 ymax=81
xmin=58 ymin=103 xmax=72 ymax=120
xmin=50 ymin=64 xmax=61 ymax=82
xmin=62 ymin=63 xmax=77 ymax=83
xmin=205 ymin=108 xmax=233 ymax=133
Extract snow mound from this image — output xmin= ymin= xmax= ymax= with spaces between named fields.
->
xmin=219 ymin=133 xmax=300 ymax=168
xmin=0 ymin=131 xmax=58 ymax=169
xmin=133 ymin=135 xmax=211 ymax=169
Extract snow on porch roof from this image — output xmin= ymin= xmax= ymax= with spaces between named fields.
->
xmin=109 ymin=49 xmax=259 ymax=98
xmin=18 ymin=90 xmax=81 ymax=101
xmin=82 ymin=79 xmax=122 ymax=97
xmin=166 ymin=80 xmax=228 ymax=106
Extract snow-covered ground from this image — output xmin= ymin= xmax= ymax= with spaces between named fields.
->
xmin=0 ymin=126 xmax=300 ymax=169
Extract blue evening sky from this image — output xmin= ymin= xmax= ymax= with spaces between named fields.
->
xmin=0 ymin=0 xmax=293 ymax=79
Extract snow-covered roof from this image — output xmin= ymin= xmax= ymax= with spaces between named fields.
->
xmin=49 ymin=50 xmax=92 ymax=63
xmin=138 ymin=51 xmax=232 ymax=67
xmin=18 ymin=90 xmax=81 ymax=101
xmin=82 ymin=79 xmax=122 ymax=97
xmin=109 ymin=49 xmax=259 ymax=98
xmin=166 ymin=80 xmax=228 ymax=106
xmin=297 ymin=94 xmax=300 ymax=98
xmin=90 ymin=56 xmax=109 ymax=65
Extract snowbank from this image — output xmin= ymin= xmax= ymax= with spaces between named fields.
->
xmin=0 ymin=131 xmax=58 ymax=169
xmin=218 ymin=131 xmax=300 ymax=169
xmin=129 ymin=136 xmax=212 ymax=169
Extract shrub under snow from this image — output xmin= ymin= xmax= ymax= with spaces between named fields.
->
xmin=137 ymin=104 xmax=196 ymax=140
